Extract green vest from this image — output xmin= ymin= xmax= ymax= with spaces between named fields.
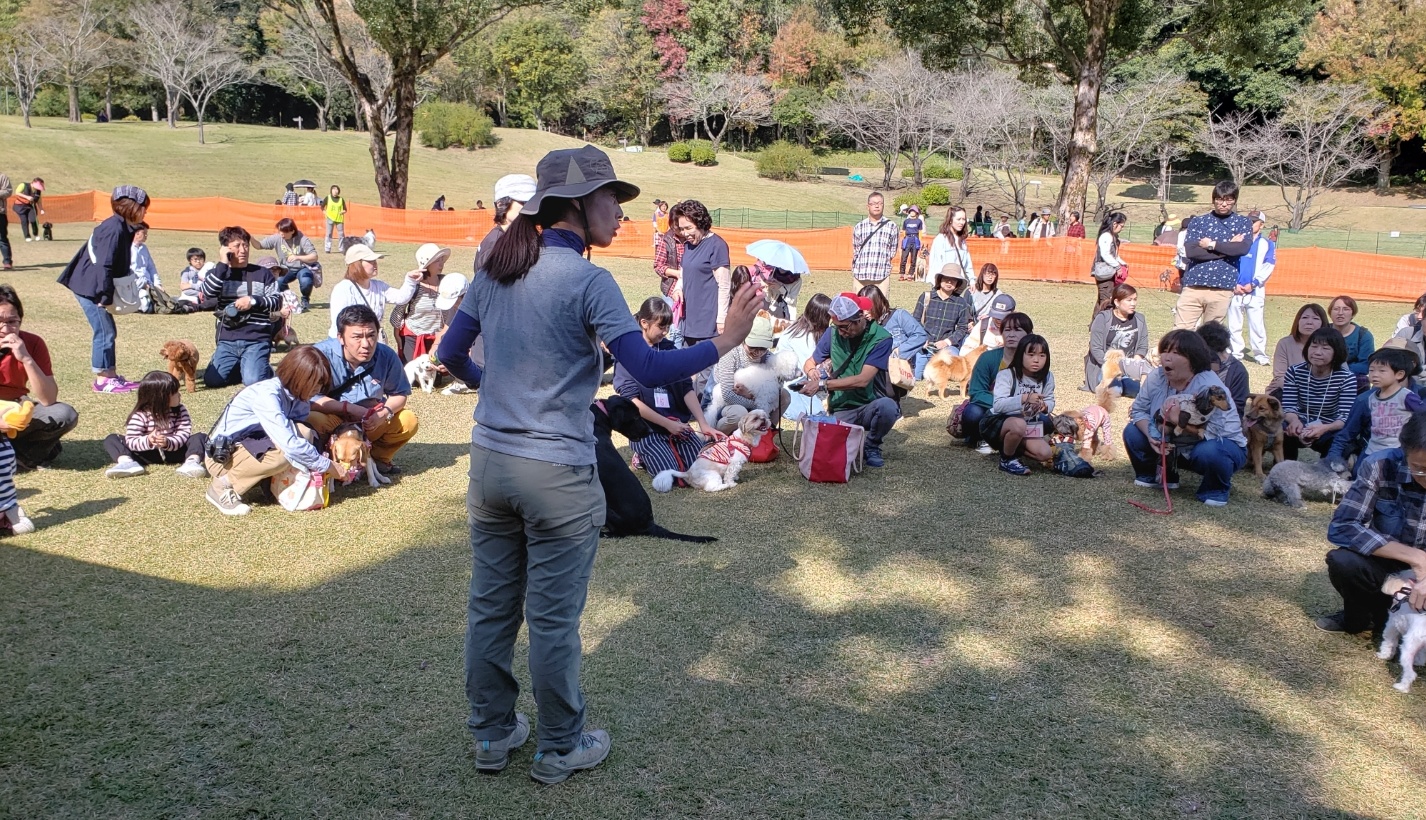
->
xmin=828 ymin=321 xmax=892 ymax=412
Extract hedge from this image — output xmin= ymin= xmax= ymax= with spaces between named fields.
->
xmin=667 ymin=142 xmax=692 ymax=162
xmin=755 ymin=141 xmax=816 ymax=181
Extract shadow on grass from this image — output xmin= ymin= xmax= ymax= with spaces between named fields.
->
xmin=1120 ymin=183 xmax=1197 ymax=203
xmin=31 ymin=495 xmax=125 ymax=526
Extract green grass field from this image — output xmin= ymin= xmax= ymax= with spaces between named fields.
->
xmin=3 ymin=224 xmax=1426 ymax=818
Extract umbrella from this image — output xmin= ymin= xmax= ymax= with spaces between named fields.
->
xmin=292 ymin=179 xmax=317 ymax=188
xmin=745 ymin=239 xmax=809 ymax=274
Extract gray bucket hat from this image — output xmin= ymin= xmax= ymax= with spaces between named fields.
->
xmin=523 ymin=146 xmax=640 ymax=217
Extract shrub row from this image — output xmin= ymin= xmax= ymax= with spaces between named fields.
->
xmin=755 ymin=141 xmax=816 ymax=180
xmin=415 ymin=102 xmax=497 ymax=150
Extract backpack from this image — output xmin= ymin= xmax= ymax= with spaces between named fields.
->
xmin=1052 ymin=442 xmax=1097 ymax=478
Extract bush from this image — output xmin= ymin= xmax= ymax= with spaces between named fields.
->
xmin=900 ymin=160 xmax=964 ymax=180
xmin=121 ymin=114 xmax=141 ymax=123
xmin=892 ymin=191 xmax=925 ymax=211
xmin=921 ymin=183 xmax=951 ymax=206
xmin=80 ymin=113 xmax=97 ymax=123
xmin=690 ymin=143 xmax=717 ymax=166
xmin=415 ymin=102 xmax=496 ymax=150
xmin=755 ymin=141 xmax=816 ymax=181
xmin=667 ymin=142 xmax=692 ymax=163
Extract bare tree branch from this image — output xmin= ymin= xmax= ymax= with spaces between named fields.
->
xmin=29 ymin=0 xmax=112 ymax=122
xmin=4 ymin=31 xmax=47 ymax=128
xmin=663 ymin=71 xmax=773 ymax=153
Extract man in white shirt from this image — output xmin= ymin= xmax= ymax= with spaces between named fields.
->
xmin=1226 ymin=210 xmax=1275 ymax=365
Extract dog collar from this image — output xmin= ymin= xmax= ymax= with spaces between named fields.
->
xmin=701 ymin=437 xmax=753 ymax=465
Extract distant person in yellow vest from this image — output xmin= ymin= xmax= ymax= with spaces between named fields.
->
xmin=321 ymin=185 xmax=347 ymax=253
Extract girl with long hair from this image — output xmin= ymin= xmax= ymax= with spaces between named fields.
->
xmin=103 ymin=371 xmax=209 ymax=479
xmin=928 ymin=206 xmax=973 ymax=284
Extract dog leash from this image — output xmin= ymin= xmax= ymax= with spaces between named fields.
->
xmin=1390 ymin=578 xmax=1417 ymax=613
xmin=1128 ymin=417 xmax=1174 ymax=515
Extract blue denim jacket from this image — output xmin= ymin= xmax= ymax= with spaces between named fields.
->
xmin=1129 ymin=368 xmax=1246 ymax=448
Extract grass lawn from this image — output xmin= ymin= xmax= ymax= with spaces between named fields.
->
xmin=2 ymin=228 xmax=1426 ymax=817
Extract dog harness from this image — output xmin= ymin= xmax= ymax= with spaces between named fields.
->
xmin=1390 ymin=578 xmax=1418 ymax=613
xmin=1079 ymin=404 xmax=1112 ymax=447
xmin=698 ymin=436 xmax=753 ymax=466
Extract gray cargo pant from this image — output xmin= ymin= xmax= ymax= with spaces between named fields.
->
xmin=464 ymin=444 xmax=604 ymax=754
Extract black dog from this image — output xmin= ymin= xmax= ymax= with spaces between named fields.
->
xmin=592 ymin=395 xmax=715 ymax=543
xmin=41 ymin=222 xmax=53 ymax=241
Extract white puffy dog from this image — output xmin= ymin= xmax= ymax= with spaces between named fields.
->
xmin=1378 ymin=571 xmax=1426 ymax=693
xmin=652 ymin=410 xmax=770 ymax=493
xmin=705 ymin=351 xmax=800 ymax=423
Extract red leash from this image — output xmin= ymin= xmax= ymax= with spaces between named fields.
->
xmin=1128 ymin=418 xmax=1174 ymax=515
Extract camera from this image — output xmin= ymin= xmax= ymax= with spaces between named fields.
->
xmin=206 ymin=434 xmax=236 ymax=466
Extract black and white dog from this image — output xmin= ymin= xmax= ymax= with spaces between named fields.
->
xmin=592 ymin=395 xmax=715 ymax=543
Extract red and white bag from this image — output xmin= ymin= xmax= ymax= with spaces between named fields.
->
xmin=793 ymin=416 xmax=865 ymax=483
xmin=270 ymin=464 xmax=330 ymax=511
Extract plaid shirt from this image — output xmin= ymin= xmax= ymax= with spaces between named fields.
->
xmin=913 ymin=290 xmax=972 ymax=348
xmin=851 ymin=217 xmax=897 ymax=282
xmin=653 ymin=231 xmax=684 ymax=298
xmin=1329 ymin=449 xmax=1426 ymax=556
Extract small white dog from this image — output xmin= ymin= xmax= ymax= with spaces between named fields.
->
xmin=1378 ymin=571 xmax=1426 ymax=692
xmin=404 ymin=354 xmax=439 ymax=394
xmin=652 ymin=409 xmax=770 ymax=493
xmin=705 ymin=351 xmax=799 ymax=422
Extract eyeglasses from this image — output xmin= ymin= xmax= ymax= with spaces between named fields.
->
xmin=0 ymin=318 xmax=20 ymax=328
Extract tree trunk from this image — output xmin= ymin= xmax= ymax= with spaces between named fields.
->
xmin=150 ymin=103 xmax=158 ymax=122
xmin=881 ymin=156 xmax=895 ymax=189
xmin=317 ymin=103 xmax=328 ymax=132
xmin=197 ymin=111 xmax=206 ymax=144
xmin=167 ymin=90 xmax=177 ymax=128
xmin=68 ymin=82 xmax=80 ymax=122
xmin=1054 ymin=3 xmax=1111 ymax=222
xmin=22 ymin=104 xmax=31 ymax=128
xmin=1376 ymin=143 xmax=1397 ymax=195
xmin=104 ymin=71 xmax=112 ymax=121
xmin=364 ymin=66 xmax=417 ymax=209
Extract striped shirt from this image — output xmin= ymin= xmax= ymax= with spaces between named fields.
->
xmin=0 ymin=437 xmax=16 ymax=514
xmin=124 ymin=406 xmax=194 ymax=451
xmin=851 ymin=217 xmax=897 ymax=281
xmin=1281 ymin=363 xmax=1356 ymax=423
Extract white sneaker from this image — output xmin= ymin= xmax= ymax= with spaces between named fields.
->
xmin=106 ymin=458 xmax=146 ymax=478
xmin=5 ymin=505 xmax=34 ymax=534
xmin=206 ymin=479 xmax=251 ymax=516
xmin=975 ymin=442 xmax=994 ymax=455
xmin=1203 ymin=498 xmax=1228 ymax=507
xmin=24 ymin=237 xmax=33 ymax=242
xmin=442 ymin=383 xmax=472 ymax=395
xmin=1252 ymin=355 xmax=1270 ymax=366
xmin=176 ymin=458 xmax=210 ymax=479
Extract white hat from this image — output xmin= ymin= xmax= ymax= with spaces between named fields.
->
xmin=415 ymin=242 xmax=451 ymax=270
xmin=344 ymin=243 xmax=384 ymax=265
xmin=493 ymin=174 xmax=537 ymax=203
xmin=436 ymin=274 xmax=468 ymax=311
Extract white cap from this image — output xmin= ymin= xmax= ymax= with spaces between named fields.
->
xmin=344 ymin=243 xmax=384 ymax=265
xmin=493 ymin=174 xmax=537 ymax=203
xmin=415 ymin=242 xmax=451 ymax=270
xmin=436 ymin=274 xmax=468 ymax=310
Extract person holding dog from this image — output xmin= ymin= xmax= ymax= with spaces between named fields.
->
xmin=710 ymin=314 xmax=787 ymax=433
xmin=1125 ymin=329 xmax=1247 ymax=507
xmin=1082 ymin=283 xmax=1150 ymax=394
xmin=1319 ymin=411 xmax=1426 ymax=636
xmin=799 ymin=292 xmax=901 ymax=468
xmin=200 ymin=228 xmax=283 ymax=388
xmin=307 ymin=305 xmax=418 ymax=475
xmin=258 ymin=218 xmax=321 ymax=312
xmin=910 ymin=266 xmax=973 ymax=379
xmin=11 ymin=177 xmax=43 ymax=243
xmin=202 ymin=345 xmax=343 ymax=516
xmin=0 ymin=285 xmax=80 ymax=469
xmin=57 ymin=184 xmax=149 ymax=394
xmin=615 ymin=297 xmax=715 ymax=477
xmin=436 ymin=145 xmax=763 ymax=784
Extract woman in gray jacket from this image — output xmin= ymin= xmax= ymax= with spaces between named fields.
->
xmin=1083 ymin=283 xmax=1149 ymax=393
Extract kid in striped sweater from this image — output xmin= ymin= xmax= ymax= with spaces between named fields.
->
xmin=104 ymin=372 xmax=210 ymax=479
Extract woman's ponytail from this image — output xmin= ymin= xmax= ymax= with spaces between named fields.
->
xmin=483 ymin=214 xmax=542 ymax=285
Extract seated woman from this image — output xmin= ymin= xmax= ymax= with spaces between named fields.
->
xmin=983 ymin=333 xmax=1056 ymax=476
xmin=1328 ymin=294 xmax=1375 ymax=388
xmin=1266 ymin=303 xmax=1328 ymax=395
xmin=1082 ymin=283 xmax=1149 ymax=394
xmin=859 ymin=285 xmax=927 ymax=382
xmin=909 ymin=266 xmax=973 ymax=379
xmin=1125 ymin=330 xmax=1247 ymax=507
xmin=966 ymin=263 xmax=1003 ymax=327
xmin=393 ymin=243 xmax=451 ymax=362
xmin=779 ymin=294 xmax=831 ymax=419
xmin=1280 ymin=326 xmax=1357 ymax=460
xmin=962 ymin=311 xmax=1033 ymax=454
xmin=707 ymin=315 xmax=786 ymax=433
xmin=202 ymin=345 xmax=341 ymax=516
xmin=615 ymin=298 xmax=715 ymax=475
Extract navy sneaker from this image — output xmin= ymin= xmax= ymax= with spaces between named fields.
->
xmin=999 ymin=457 xmax=1031 ymax=476
xmin=864 ymin=447 xmax=884 ymax=468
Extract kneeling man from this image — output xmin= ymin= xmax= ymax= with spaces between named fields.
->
xmin=308 ymin=305 xmax=419 ymax=473
xmin=799 ymin=292 xmax=900 ymax=468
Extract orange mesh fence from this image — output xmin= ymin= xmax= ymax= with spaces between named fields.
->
xmin=45 ymin=192 xmax=1424 ymax=302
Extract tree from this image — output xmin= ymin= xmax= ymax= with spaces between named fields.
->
xmin=1300 ymin=0 xmax=1426 ymax=192
xmin=830 ymin=0 xmax=1311 ymax=222
xmin=486 ymin=17 xmax=584 ymax=131
xmin=641 ymin=0 xmax=689 ymax=79
xmin=580 ymin=6 xmax=663 ymax=145
xmin=282 ymin=0 xmax=520 ymax=208
xmin=663 ymin=70 xmax=772 ymax=153
xmin=29 ymin=0 xmax=111 ymax=122
xmin=1253 ymin=83 xmax=1384 ymax=229
xmin=1203 ymin=110 xmax=1259 ymax=188
xmin=4 ymin=30 xmax=46 ymax=127
xmin=268 ymin=23 xmax=351 ymax=132
xmin=817 ymin=52 xmax=945 ymax=187
xmin=131 ymin=0 xmax=203 ymax=128
xmin=771 ymin=86 xmax=820 ymax=146
xmin=183 ymin=43 xmax=254 ymax=143
xmin=978 ymin=71 xmax=1047 ymax=220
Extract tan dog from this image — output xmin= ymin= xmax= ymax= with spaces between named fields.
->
xmin=160 ymin=340 xmax=200 ymax=393
xmin=925 ymin=344 xmax=986 ymax=399
xmin=1096 ymin=350 xmax=1126 ymax=395
xmin=1244 ymin=393 xmax=1286 ymax=477
xmin=329 ymin=423 xmax=390 ymax=488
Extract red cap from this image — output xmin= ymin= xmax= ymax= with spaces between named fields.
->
xmin=838 ymin=292 xmax=874 ymax=313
